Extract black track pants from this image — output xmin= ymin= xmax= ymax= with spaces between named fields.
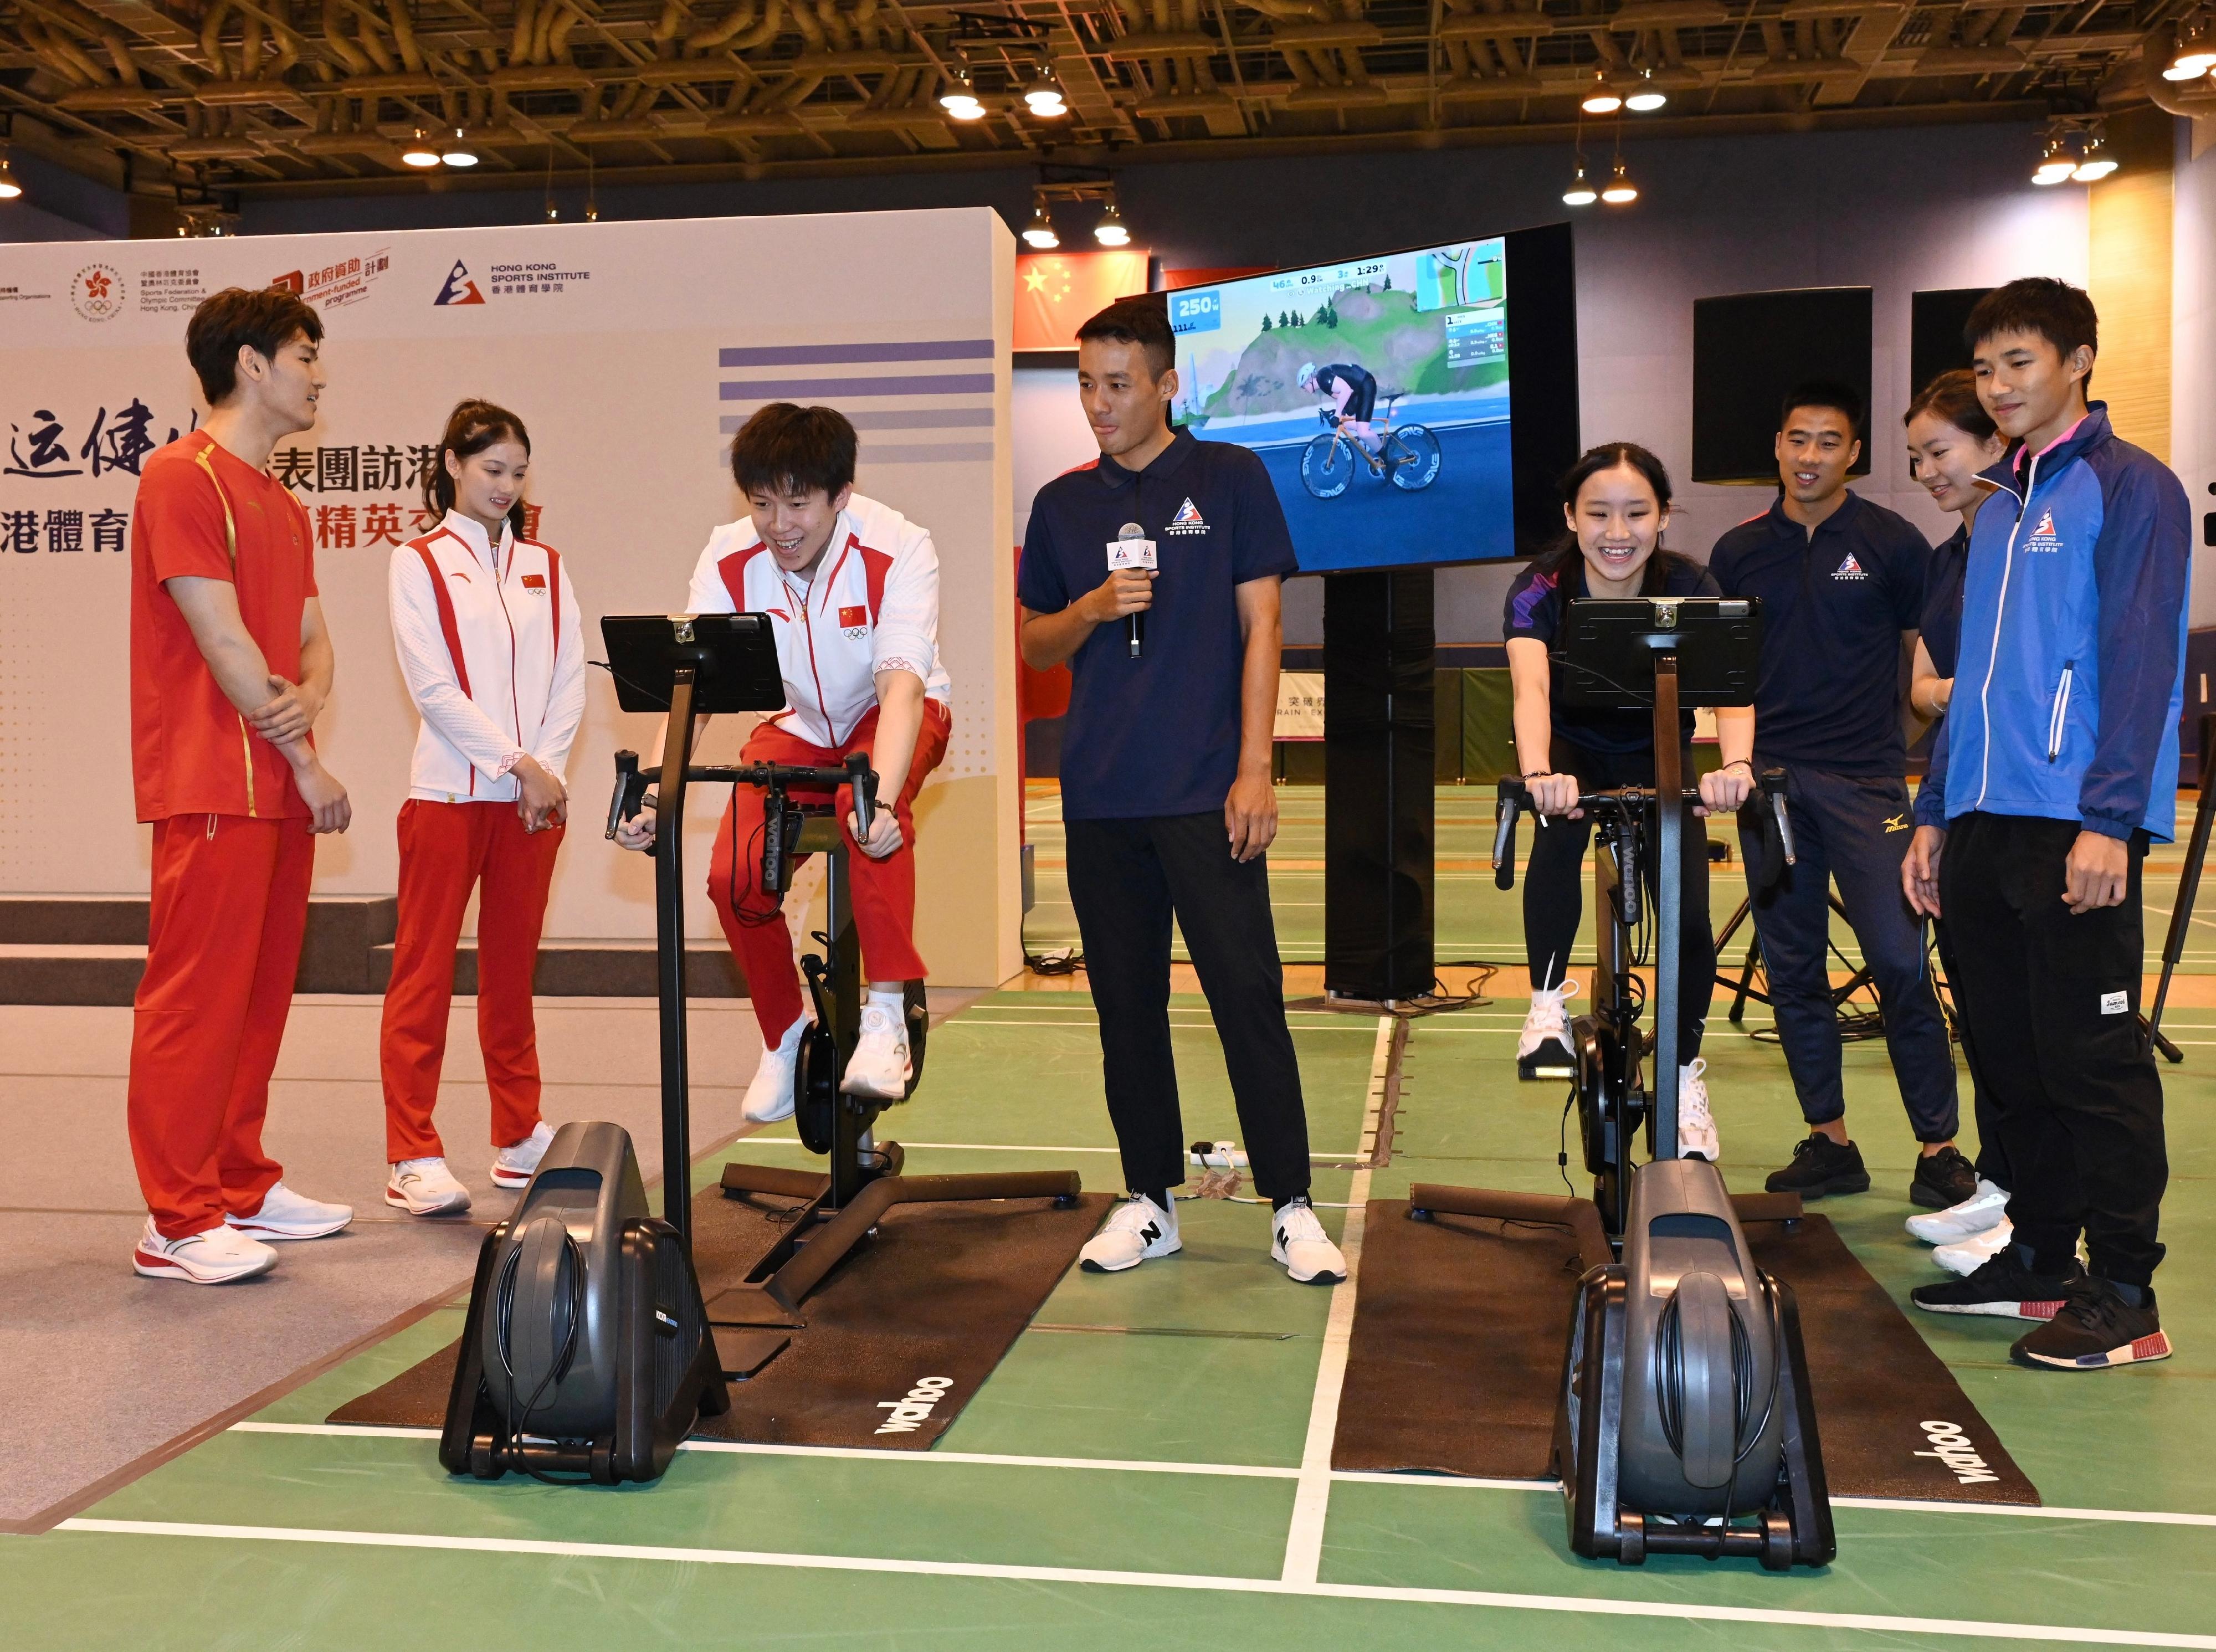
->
xmin=1521 ymin=738 xmax=1715 ymax=1059
xmin=1937 ymin=812 xmax=2164 ymax=1285
xmin=1064 ymin=812 xmax=1312 ymax=1202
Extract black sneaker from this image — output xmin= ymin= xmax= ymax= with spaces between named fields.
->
xmin=1763 ymin=1132 xmax=1871 ymax=1198
xmin=1911 ymin=1249 xmax=2084 ymax=1320
xmin=2011 ymin=1280 xmax=2173 ymax=1370
xmin=1910 ymin=1145 xmax=1979 ymax=1209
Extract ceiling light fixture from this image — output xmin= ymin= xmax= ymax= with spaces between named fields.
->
xmin=401 ymin=129 xmax=441 ymax=168
xmin=940 ymin=67 xmax=984 ymax=119
xmin=1022 ymin=199 xmax=1059 ymax=248
xmin=1601 ymin=160 xmax=1639 ymax=204
xmin=2031 ymin=136 xmax=2076 ymax=186
xmin=2166 ymin=11 xmax=2216 ymax=80
xmin=0 ymin=156 xmax=21 ymax=202
xmin=442 ymin=128 xmax=479 ymax=167
xmin=1024 ymin=66 xmax=1067 ymax=117
xmin=1094 ymin=200 xmax=1130 ymax=247
xmin=1624 ymin=69 xmax=1667 ymax=112
xmin=1581 ymin=70 xmax=1623 ymax=116
xmin=2070 ymin=140 xmax=2116 ymax=183
xmin=1562 ymin=161 xmax=1597 ymax=206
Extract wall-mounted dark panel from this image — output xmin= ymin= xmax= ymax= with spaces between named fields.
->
xmin=1691 ymin=287 xmax=1873 ymax=485
xmin=1910 ymin=286 xmax=1994 ymax=402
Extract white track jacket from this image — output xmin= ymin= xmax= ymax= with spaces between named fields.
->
xmin=389 ymin=510 xmax=587 ymax=803
xmin=684 ymin=494 xmax=952 ymax=749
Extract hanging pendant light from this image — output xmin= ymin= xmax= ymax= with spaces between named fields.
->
xmin=1562 ymin=161 xmax=1597 ymax=206
xmin=1601 ymin=160 xmax=1639 ymax=204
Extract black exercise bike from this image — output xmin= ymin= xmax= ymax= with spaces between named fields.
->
xmin=1490 ymin=768 xmax=1795 ymax=1238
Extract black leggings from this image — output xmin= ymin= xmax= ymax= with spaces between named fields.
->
xmin=1522 ymin=738 xmax=1715 ymax=1060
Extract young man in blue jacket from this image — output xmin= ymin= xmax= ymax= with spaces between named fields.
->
xmin=1902 ymin=278 xmax=2188 ymax=1370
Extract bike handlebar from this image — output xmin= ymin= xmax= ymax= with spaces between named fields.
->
xmin=1489 ymin=768 xmax=1794 ymax=892
xmin=605 ymin=750 xmax=880 ymax=844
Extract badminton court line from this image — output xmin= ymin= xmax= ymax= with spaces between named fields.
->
xmin=53 ymin=1518 xmax=2216 ymax=1649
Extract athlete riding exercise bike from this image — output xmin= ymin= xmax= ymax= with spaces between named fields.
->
xmin=1419 ymin=596 xmax=1834 ymax=1570
xmin=601 ymin=615 xmax=1077 ymax=1347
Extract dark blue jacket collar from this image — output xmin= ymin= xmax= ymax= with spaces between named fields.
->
xmin=1097 ymin=427 xmax=1197 ymax=491
xmin=1984 ymin=401 xmax=2112 ymax=497
xmin=1763 ymin=487 xmax=1866 ymax=540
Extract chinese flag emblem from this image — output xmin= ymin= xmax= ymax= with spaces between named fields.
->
xmin=1015 ymin=250 xmax=1151 ymax=351
xmin=838 ymin=605 xmax=868 ymax=628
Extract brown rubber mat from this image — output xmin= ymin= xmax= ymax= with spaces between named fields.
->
xmin=330 ymin=1184 xmax=1113 ymax=1450
xmin=1332 ymin=1200 xmax=2038 ymax=1505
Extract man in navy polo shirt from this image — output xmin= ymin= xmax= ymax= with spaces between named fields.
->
xmin=1018 ymin=296 xmax=1345 ymax=1288
xmin=1709 ymin=381 xmax=1969 ymax=1208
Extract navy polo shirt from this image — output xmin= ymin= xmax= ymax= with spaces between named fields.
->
xmin=1705 ymin=491 xmax=1929 ymax=776
xmin=1502 ymin=551 xmax=1719 ymax=755
xmin=1018 ymin=429 xmax=1297 ymax=820
xmin=1920 ymin=521 xmax=1968 ymax=680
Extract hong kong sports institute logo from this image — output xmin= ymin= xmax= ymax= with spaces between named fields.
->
xmin=72 ymin=263 xmax=125 ymax=321
xmin=2022 ymin=509 xmax=2063 ymax=553
xmin=434 ymin=259 xmax=486 ymax=306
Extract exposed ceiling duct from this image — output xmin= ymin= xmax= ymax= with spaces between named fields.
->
xmin=0 ymin=0 xmax=2198 ymax=193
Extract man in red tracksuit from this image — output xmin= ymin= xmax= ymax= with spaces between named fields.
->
xmin=126 ymin=286 xmax=356 ymax=1285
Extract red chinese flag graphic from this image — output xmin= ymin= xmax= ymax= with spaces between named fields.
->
xmin=838 ymin=605 xmax=868 ymax=628
xmin=1015 ymin=250 xmax=1151 ymax=351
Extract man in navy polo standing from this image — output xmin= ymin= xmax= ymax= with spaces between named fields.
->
xmin=1018 ymin=296 xmax=1345 ymax=1287
xmin=1709 ymin=381 xmax=1970 ymax=1209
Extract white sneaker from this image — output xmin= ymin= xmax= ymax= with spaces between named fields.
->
xmin=387 ymin=1157 xmax=473 ymax=1217
xmin=1517 ymin=979 xmax=1579 ymax=1075
xmin=491 ymin=1121 xmax=556 ymax=1190
xmin=1933 ymin=1219 xmax=2015 ymax=1276
xmin=840 ymin=1000 xmax=912 ymax=1100
xmin=1677 ymin=1059 xmax=1721 ymax=1162
xmin=1906 ymin=1177 xmax=2010 ymax=1244
xmin=1271 ymin=1196 xmax=1348 ymax=1285
xmin=1079 ymin=1193 xmax=1182 ymax=1273
xmin=225 ymin=1181 xmax=352 ymax=1240
xmin=743 ymin=1014 xmax=811 ymax=1125
xmin=134 ymin=1217 xmax=278 ymax=1284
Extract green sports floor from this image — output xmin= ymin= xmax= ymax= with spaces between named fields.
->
xmin=9 ymin=786 xmax=2216 ymax=1650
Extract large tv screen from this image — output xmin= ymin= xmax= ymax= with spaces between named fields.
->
xmin=1168 ymin=222 xmax=1577 ymax=573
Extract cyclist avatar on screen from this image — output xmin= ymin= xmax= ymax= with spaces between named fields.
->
xmin=1297 ymin=361 xmax=1383 ymax=461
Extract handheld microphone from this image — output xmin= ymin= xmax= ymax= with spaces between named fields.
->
xmin=1109 ymin=521 xmax=1157 ymax=659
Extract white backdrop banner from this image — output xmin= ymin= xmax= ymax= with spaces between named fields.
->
xmin=0 ymin=211 xmax=1022 ymax=980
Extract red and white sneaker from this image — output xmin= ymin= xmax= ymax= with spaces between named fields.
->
xmin=491 ymin=1121 xmax=556 ymax=1190
xmin=388 ymin=1157 xmax=473 ymax=1216
xmin=225 ymin=1182 xmax=353 ymax=1240
xmin=134 ymin=1217 xmax=278 ymax=1284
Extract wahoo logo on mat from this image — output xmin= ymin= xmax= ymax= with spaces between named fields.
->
xmin=875 ymin=1374 xmax=955 ymax=1434
xmin=1914 ymin=1418 xmax=2000 ymax=1485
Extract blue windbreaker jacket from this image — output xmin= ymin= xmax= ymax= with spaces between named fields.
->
xmin=1916 ymin=403 xmax=2191 ymax=843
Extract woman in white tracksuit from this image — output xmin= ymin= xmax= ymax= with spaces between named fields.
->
xmin=379 ymin=398 xmax=585 ymax=1217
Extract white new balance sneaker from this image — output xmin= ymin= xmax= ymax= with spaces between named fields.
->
xmin=491 ymin=1121 xmax=556 ymax=1190
xmin=1933 ymin=1220 xmax=2015 ymax=1276
xmin=743 ymin=1014 xmax=811 ymax=1125
xmin=1517 ymin=979 xmax=1579 ymax=1079
xmin=134 ymin=1217 xmax=278 ymax=1284
xmin=225 ymin=1182 xmax=352 ymax=1240
xmin=839 ymin=998 xmax=912 ymax=1101
xmin=1079 ymin=1193 xmax=1181 ymax=1273
xmin=1271 ymin=1196 xmax=1348 ymax=1285
xmin=1906 ymin=1177 xmax=2010 ymax=1245
xmin=387 ymin=1157 xmax=473 ymax=1217
xmin=1678 ymin=1059 xmax=1721 ymax=1162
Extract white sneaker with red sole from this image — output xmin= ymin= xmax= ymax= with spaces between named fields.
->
xmin=225 ymin=1182 xmax=353 ymax=1240
xmin=134 ymin=1217 xmax=278 ymax=1284
xmin=491 ymin=1121 xmax=556 ymax=1190
xmin=388 ymin=1157 xmax=473 ymax=1216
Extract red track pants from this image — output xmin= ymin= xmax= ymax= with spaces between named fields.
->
xmin=379 ymin=800 xmax=565 ymax=1162
xmin=127 ymin=814 xmax=315 ymax=1240
xmin=708 ymin=701 xmax=950 ymax=1045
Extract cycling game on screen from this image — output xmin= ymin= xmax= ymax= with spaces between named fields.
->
xmin=1169 ymin=236 xmax=1515 ymax=573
